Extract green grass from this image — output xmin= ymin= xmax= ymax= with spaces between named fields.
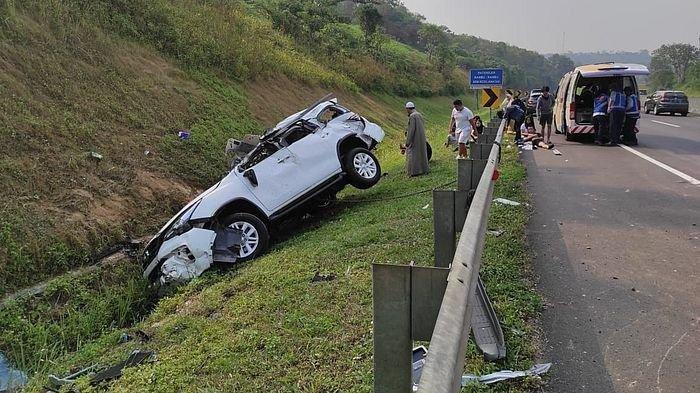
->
xmin=11 ymin=100 xmax=540 ymax=392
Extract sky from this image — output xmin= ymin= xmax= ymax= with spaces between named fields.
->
xmin=400 ymin=0 xmax=699 ymax=54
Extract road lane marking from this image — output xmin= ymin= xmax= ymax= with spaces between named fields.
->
xmin=650 ymin=120 xmax=680 ymax=128
xmin=619 ymin=145 xmax=700 ymax=186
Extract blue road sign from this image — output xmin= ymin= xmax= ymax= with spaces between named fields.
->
xmin=469 ymin=69 xmax=504 ymax=89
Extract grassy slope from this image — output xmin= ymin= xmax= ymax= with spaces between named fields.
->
xmin=15 ymin=100 xmax=541 ymax=392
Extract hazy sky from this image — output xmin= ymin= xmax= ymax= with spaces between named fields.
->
xmin=401 ymin=0 xmax=699 ymax=53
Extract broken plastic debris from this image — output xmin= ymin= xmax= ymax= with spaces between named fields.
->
xmin=493 ymin=198 xmax=521 ymax=206
xmin=552 ymin=149 xmax=562 ymax=155
xmin=421 ymin=204 xmax=430 ymax=210
xmin=144 ymin=150 xmax=151 ymax=156
xmin=461 ymin=363 xmax=552 ymax=385
xmin=311 ymin=272 xmax=336 ymax=283
xmin=486 ymin=229 xmax=505 ymax=237
xmin=1 ymin=352 xmax=27 ymax=392
xmin=87 ymin=151 xmax=103 ymax=161
xmin=178 ymin=130 xmax=190 ymax=140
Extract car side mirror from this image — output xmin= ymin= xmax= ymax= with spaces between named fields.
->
xmin=243 ymin=169 xmax=258 ymax=186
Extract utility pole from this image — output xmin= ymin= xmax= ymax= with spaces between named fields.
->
xmin=562 ymin=32 xmax=566 ymax=53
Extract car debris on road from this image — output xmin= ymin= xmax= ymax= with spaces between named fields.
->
xmin=142 ymin=94 xmax=385 ymax=285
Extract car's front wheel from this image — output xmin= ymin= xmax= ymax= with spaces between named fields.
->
xmin=220 ymin=213 xmax=269 ymax=262
xmin=654 ymin=105 xmax=661 ymax=115
xmin=343 ymin=147 xmax=381 ymax=189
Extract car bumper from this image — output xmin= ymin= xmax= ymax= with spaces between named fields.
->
xmin=656 ymin=104 xmax=689 ymax=112
xmin=142 ymin=228 xmax=217 ymax=283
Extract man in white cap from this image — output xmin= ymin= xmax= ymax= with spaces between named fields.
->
xmin=402 ymin=102 xmax=429 ymax=176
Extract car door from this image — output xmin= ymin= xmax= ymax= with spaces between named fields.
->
xmin=240 ymin=147 xmax=306 ymax=212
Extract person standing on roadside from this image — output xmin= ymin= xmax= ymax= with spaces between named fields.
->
xmin=622 ymin=86 xmax=640 ymax=146
xmin=536 ymin=86 xmax=554 ymax=144
xmin=592 ymin=89 xmax=610 ymax=146
xmin=447 ymin=99 xmax=476 ymax=159
xmin=607 ymin=83 xmax=627 ymax=146
xmin=503 ymin=100 xmax=526 ymax=144
xmin=402 ymin=102 xmax=429 ymax=176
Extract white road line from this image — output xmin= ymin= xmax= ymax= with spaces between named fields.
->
xmin=650 ymin=120 xmax=681 ymax=128
xmin=619 ymin=145 xmax=700 ymax=186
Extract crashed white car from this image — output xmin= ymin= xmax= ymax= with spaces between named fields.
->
xmin=143 ymin=94 xmax=385 ymax=283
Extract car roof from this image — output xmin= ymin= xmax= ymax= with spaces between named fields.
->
xmin=576 ymin=62 xmax=649 ymax=77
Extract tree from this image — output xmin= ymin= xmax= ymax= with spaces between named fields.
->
xmin=354 ymin=3 xmax=383 ymax=53
xmin=355 ymin=4 xmax=382 ymax=37
xmin=418 ymin=23 xmax=446 ymax=61
xmin=649 ymin=55 xmax=676 ymax=90
xmin=651 ymin=43 xmax=700 ymax=84
xmin=547 ymin=54 xmax=575 ymax=79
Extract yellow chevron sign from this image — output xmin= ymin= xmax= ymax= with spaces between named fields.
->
xmin=480 ymin=87 xmax=502 ymax=108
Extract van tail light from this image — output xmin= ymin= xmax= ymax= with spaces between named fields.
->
xmin=569 ymin=103 xmax=575 ymax=120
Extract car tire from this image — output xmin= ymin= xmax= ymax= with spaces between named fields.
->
xmin=426 ymin=142 xmax=433 ymax=161
xmin=654 ymin=105 xmax=660 ymax=115
xmin=343 ymin=147 xmax=381 ymax=189
xmin=220 ymin=213 xmax=269 ymax=262
xmin=681 ymin=112 xmax=688 ymax=117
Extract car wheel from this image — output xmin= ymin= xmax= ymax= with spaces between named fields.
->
xmin=426 ymin=142 xmax=433 ymax=161
xmin=220 ymin=213 xmax=269 ymax=262
xmin=681 ymin=112 xmax=688 ymax=117
xmin=343 ymin=147 xmax=381 ymax=189
xmin=653 ymin=105 xmax=660 ymax=115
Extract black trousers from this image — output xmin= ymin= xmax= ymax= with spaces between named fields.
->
xmin=514 ymin=119 xmax=524 ymax=140
xmin=623 ymin=116 xmax=638 ymax=142
xmin=592 ymin=115 xmax=608 ymax=142
xmin=609 ymin=110 xmax=625 ymax=144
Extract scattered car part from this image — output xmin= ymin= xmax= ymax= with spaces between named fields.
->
xmin=143 ymin=94 xmax=385 ymax=283
xmin=461 ymin=363 xmax=552 ymax=385
xmin=470 ymin=275 xmax=506 ymax=361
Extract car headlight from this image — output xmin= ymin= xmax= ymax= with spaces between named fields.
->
xmin=164 ymin=206 xmax=196 ymax=240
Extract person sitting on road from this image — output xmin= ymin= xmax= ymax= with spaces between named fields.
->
xmin=622 ymin=86 xmax=640 ymax=146
xmin=536 ymin=86 xmax=555 ymax=144
xmin=607 ymin=83 xmax=627 ymax=146
xmin=593 ymin=89 xmax=610 ymax=146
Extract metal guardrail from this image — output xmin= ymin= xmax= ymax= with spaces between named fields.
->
xmin=417 ymin=118 xmax=505 ymax=392
xmin=371 ymin=117 xmax=505 ymax=392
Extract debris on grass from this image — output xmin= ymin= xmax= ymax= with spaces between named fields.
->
xmin=178 ymin=130 xmax=190 ymax=140
xmin=486 ymin=229 xmax=505 ymax=237
xmin=461 ymin=363 xmax=552 ymax=385
xmin=493 ymin=197 xmax=521 ymax=206
xmin=311 ymin=272 xmax=336 ymax=283
xmin=87 ymin=151 xmax=103 ymax=161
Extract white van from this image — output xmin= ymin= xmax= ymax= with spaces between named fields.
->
xmin=553 ymin=63 xmax=649 ymax=141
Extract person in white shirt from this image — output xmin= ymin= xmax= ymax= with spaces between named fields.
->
xmin=447 ymin=99 xmax=476 ymax=159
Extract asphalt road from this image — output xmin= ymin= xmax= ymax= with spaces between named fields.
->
xmin=522 ymin=115 xmax=699 ymax=392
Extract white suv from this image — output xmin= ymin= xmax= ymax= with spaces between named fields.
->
xmin=143 ymin=94 xmax=385 ymax=283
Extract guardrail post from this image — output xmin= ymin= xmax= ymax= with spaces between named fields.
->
xmin=373 ymin=264 xmax=412 ymax=393
xmin=457 ymin=159 xmax=487 ymax=192
xmin=433 ymin=190 xmax=456 ymax=268
xmin=372 ymin=264 xmax=450 ymax=392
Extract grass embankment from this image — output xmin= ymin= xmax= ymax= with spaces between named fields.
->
xmin=0 ymin=0 xmax=464 ymax=297
xmin=12 ymin=100 xmax=540 ymax=392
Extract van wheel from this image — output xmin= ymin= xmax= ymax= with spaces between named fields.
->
xmin=565 ymin=128 xmax=574 ymax=141
xmin=343 ymin=147 xmax=381 ymax=189
xmin=426 ymin=142 xmax=433 ymax=161
xmin=681 ymin=112 xmax=688 ymax=117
